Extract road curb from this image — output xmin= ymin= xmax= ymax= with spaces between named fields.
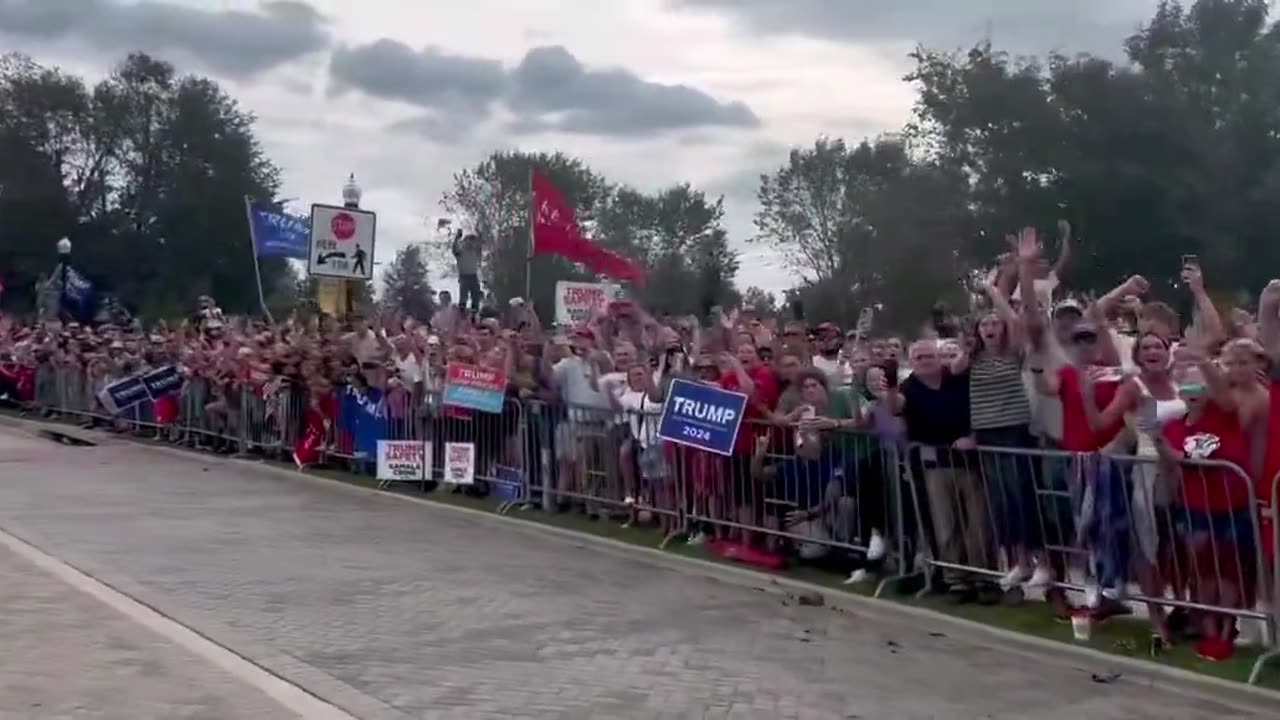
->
xmin=3 ymin=413 xmax=1280 ymax=714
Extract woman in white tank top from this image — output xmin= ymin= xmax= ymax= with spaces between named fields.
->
xmin=1083 ymin=333 xmax=1185 ymax=643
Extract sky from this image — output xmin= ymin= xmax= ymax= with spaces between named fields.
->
xmin=0 ymin=0 xmax=1166 ymax=297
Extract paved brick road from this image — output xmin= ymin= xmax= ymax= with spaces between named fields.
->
xmin=0 ymin=538 xmax=297 ymax=720
xmin=0 ymin=425 xmax=1269 ymax=719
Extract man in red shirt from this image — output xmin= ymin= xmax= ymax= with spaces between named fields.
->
xmin=1032 ymin=320 xmax=1126 ymax=619
xmin=717 ymin=342 xmax=780 ymax=551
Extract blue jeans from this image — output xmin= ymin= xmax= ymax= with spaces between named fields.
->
xmin=1079 ymin=456 xmax=1133 ymax=593
xmin=975 ymin=425 xmax=1040 ymax=550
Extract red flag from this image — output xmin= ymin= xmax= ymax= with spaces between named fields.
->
xmin=531 ymin=170 xmax=645 ymax=285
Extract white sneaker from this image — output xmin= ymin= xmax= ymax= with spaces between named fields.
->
xmin=999 ymin=564 xmax=1033 ymax=591
xmin=1236 ymin=605 xmax=1270 ymax=647
xmin=687 ymin=531 xmax=707 ymax=546
xmin=1083 ymin=583 xmax=1102 ymax=610
xmin=843 ymin=568 xmax=872 ymax=585
xmin=866 ymin=530 xmax=887 ymax=561
xmin=1025 ymin=564 xmax=1053 ymax=590
xmin=623 ymin=495 xmax=637 ymax=506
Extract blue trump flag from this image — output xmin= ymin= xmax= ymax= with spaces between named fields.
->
xmin=656 ymin=378 xmax=749 ymax=456
xmin=339 ymin=385 xmax=386 ymax=458
xmin=247 ymin=200 xmax=309 ymax=259
xmin=51 ymin=264 xmax=97 ymax=323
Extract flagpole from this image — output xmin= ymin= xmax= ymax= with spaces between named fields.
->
xmin=244 ymin=195 xmax=275 ymax=325
xmin=525 ymin=165 xmax=534 ymax=302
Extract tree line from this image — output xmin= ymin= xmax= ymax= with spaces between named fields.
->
xmin=4 ymin=1 xmax=1278 ymax=328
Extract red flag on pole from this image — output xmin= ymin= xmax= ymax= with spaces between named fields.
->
xmin=531 ymin=170 xmax=645 ymax=285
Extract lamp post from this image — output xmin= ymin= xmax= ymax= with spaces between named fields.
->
xmin=340 ymin=174 xmax=361 ymax=318
xmin=56 ymin=237 xmax=71 ymax=321
xmin=342 ymin=173 xmax=361 ymax=209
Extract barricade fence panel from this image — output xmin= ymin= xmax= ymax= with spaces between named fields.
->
xmin=22 ymin=365 xmax=1280 ymax=677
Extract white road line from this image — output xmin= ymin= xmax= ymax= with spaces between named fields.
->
xmin=0 ymin=526 xmax=358 ymax=720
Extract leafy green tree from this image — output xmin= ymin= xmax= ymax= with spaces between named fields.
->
xmin=741 ymin=286 xmax=779 ymax=315
xmin=753 ymin=137 xmax=973 ymax=329
xmin=380 ymin=244 xmax=435 ymax=321
xmin=0 ymin=51 xmax=284 ymax=318
xmin=439 ymin=151 xmax=740 ymax=320
xmin=438 ymin=151 xmax=608 ymax=317
xmin=906 ymin=0 xmax=1280 ymax=299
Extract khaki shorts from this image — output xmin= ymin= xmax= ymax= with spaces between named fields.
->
xmin=556 ymin=421 xmax=607 ymax=463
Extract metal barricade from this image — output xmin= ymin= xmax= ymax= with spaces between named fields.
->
xmin=906 ymin=441 xmax=1277 ymax=678
xmin=517 ymin=400 xmax=685 ymax=543
xmin=1255 ymin=471 xmax=1280 ymax=683
xmin=672 ymin=419 xmax=918 ymax=596
xmin=320 ymin=386 xmax=528 ymax=509
xmin=23 ymin=365 xmax=1280 ymax=684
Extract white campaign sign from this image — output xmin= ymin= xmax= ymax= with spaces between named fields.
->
xmin=309 ymin=203 xmax=377 ymax=279
xmin=554 ymin=281 xmax=623 ymax=325
xmin=376 ymin=440 xmax=426 ymax=484
xmin=444 ymin=442 xmax=475 ymax=486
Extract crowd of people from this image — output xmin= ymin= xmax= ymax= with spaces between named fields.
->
xmin=2 ymin=222 xmax=1279 ymax=663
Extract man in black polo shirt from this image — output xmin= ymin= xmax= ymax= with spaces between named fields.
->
xmin=883 ymin=339 xmax=994 ymax=601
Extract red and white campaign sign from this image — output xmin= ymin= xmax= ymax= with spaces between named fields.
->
xmin=444 ymin=442 xmax=475 ymax=486
xmin=376 ymin=440 xmax=427 ymax=485
xmin=554 ymin=281 xmax=623 ymax=325
xmin=443 ymin=363 xmax=508 ymax=413
xmin=308 ymin=203 xmax=376 ymax=280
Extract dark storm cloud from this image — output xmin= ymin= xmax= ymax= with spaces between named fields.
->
xmin=0 ymin=0 xmax=330 ymax=77
xmin=328 ymin=42 xmax=759 ymax=138
xmin=329 ymin=40 xmax=508 ymax=112
xmin=506 ymin=45 xmax=759 ymax=136
xmin=671 ymin=0 xmax=1161 ymax=58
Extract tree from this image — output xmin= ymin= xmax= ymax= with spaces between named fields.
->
xmin=381 ymin=244 xmax=435 ymax=321
xmin=596 ymin=183 xmax=741 ymax=317
xmin=438 ymin=151 xmax=609 ymax=318
xmin=753 ymin=137 xmax=973 ymax=329
xmin=905 ymin=0 xmax=1280 ymax=298
xmin=741 ymin=286 xmax=779 ymax=315
xmin=440 ymin=150 xmax=740 ymax=320
xmin=0 ymin=52 xmax=285 ymax=318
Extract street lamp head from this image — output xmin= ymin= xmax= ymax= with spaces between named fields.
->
xmin=342 ymin=173 xmax=362 ymax=208
xmin=56 ymin=237 xmax=72 ymax=255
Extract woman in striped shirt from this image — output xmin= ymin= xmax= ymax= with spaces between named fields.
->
xmin=956 ymin=229 xmax=1050 ymax=592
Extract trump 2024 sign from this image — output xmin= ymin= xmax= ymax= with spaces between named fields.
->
xmin=657 ymin=378 xmax=749 ymax=456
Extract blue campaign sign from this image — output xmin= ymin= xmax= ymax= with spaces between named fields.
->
xmin=100 ymin=375 xmax=150 ymax=415
xmin=140 ymin=365 xmax=183 ymax=399
xmin=656 ymin=378 xmax=749 ymax=456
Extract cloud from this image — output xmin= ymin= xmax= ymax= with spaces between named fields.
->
xmin=670 ymin=0 xmax=1159 ymax=58
xmin=506 ymin=45 xmax=759 ymax=136
xmin=329 ymin=40 xmax=507 ymax=114
xmin=328 ymin=42 xmax=759 ymax=138
xmin=0 ymin=0 xmax=330 ymax=77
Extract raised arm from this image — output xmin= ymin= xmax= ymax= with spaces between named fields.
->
xmin=1182 ymin=263 xmax=1226 ymax=347
xmin=1258 ymin=280 xmax=1280 ymax=364
xmin=1178 ymin=343 xmax=1236 ymax=413
xmin=1051 ymin=219 xmax=1072 ymax=279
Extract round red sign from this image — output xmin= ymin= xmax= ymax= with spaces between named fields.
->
xmin=330 ymin=212 xmax=356 ymax=241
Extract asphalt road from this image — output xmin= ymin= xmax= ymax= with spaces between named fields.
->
xmin=0 ymin=422 xmax=1270 ymax=719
